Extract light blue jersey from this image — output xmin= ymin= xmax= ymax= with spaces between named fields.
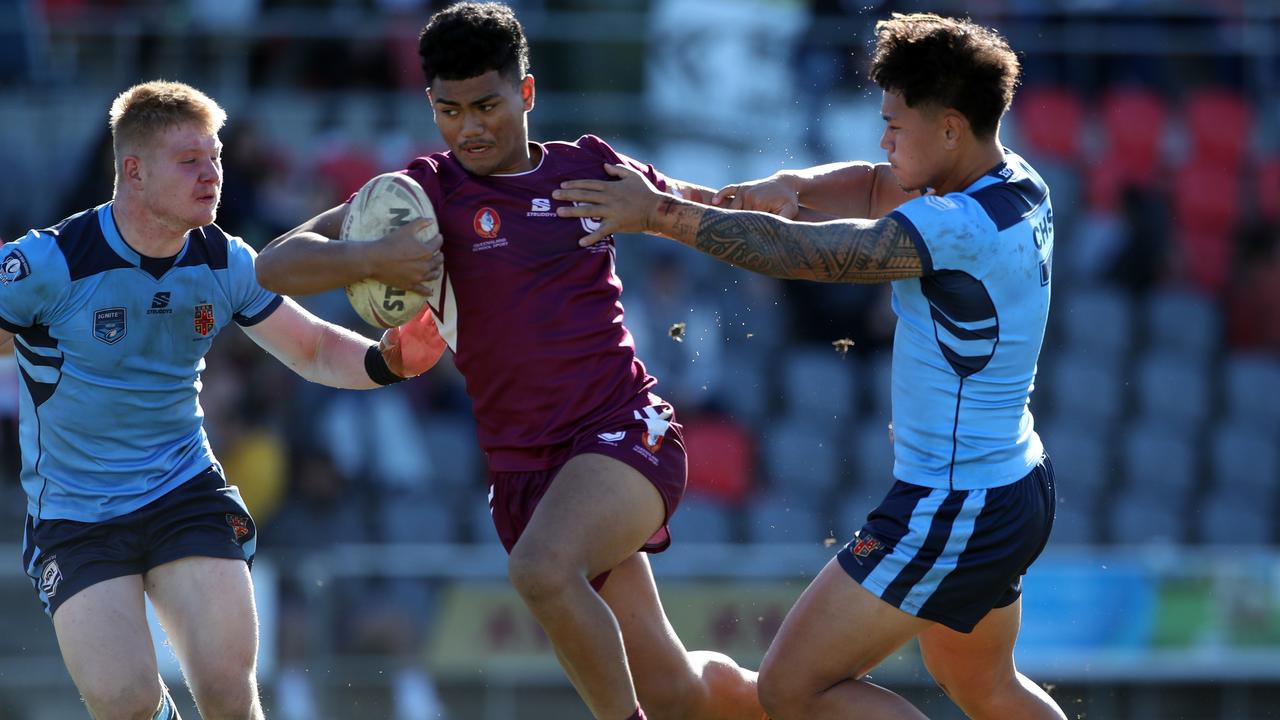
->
xmin=886 ymin=150 xmax=1052 ymax=491
xmin=0 ymin=203 xmax=281 ymax=522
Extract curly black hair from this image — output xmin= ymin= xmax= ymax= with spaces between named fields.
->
xmin=418 ymin=2 xmax=530 ymax=86
xmin=870 ymin=13 xmax=1020 ymax=139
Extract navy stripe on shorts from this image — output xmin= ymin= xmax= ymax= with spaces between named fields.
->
xmin=838 ymin=455 xmax=1056 ymax=632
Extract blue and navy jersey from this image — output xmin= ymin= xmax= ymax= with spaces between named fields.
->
xmin=886 ymin=150 xmax=1052 ymax=491
xmin=0 ymin=203 xmax=282 ymax=522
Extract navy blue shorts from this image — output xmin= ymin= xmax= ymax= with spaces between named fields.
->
xmin=22 ymin=466 xmax=257 ymax=616
xmin=837 ymin=455 xmax=1056 ymax=633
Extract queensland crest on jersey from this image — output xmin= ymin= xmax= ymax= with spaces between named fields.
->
xmin=0 ymin=248 xmax=30 ymax=285
xmin=92 ymin=307 xmax=127 ymax=345
xmin=193 ymin=303 xmax=215 ymax=336
xmin=573 ymin=202 xmax=604 ymax=235
xmin=40 ymin=557 xmax=62 ymax=598
xmin=474 ymin=207 xmax=501 ymax=239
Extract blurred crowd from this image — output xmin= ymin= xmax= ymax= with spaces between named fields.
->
xmin=0 ymin=0 xmax=1277 ymax=716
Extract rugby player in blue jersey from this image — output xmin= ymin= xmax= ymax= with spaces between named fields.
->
xmin=0 ymin=81 xmax=445 ymax=720
xmin=557 ymin=12 xmax=1066 ymax=720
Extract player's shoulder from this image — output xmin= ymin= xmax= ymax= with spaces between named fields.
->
xmin=16 ymin=205 xmax=109 ymax=281
xmin=545 ymin=134 xmax=622 ymax=164
xmin=181 ymin=223 xmax=238 ymax=270
xmin=963 ymin=152 xmax=1050 ymax=233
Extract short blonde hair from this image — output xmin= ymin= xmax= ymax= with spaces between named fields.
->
xmin=109 ymin=80 xmax=227 ymax=181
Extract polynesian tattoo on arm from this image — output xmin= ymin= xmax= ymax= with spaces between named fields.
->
xmin=653 ymin=196 xmax=923 ymax=283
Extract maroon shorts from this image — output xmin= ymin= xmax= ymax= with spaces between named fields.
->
xmin=488 ymin=404 xmax=687 ymax=590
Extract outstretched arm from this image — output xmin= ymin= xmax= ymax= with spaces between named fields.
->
xmin=711 ymin=162 xmax=915 ymax=220
xmin=240 ymin=298 xmax=445 ymax=389
xmin=555 ymin=163 xmax=923 ymax=284
xmin=256 ymin=204 xmax=442 ymax=297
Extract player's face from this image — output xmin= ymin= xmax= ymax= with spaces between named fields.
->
xmin=136 ymin=123 xmax=223 ymax=231
xmin=878 ymin=89 xmax=946 ymax=193
xmin=429 ymin=71 xmax=535 ymax=176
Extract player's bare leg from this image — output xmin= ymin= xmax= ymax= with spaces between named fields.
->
xmin=52 ymin=575 xmax=174 ymax=720
xmin=146 ymin=557 xmax=263 ymax=720
xmin=507 ymin=453 xmax=665 ymax=719
xmin=600 ymin=551 xmax=765 ymax=720
xmin=918 ymin=597 xmax=1066 ymax=720
xmin=758 ymin=559 xmax=931 ymax=720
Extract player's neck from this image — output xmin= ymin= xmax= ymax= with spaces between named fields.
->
xmin=111 ymin=194 xmax=188 ymax=258
xmin=936 ymin=138 xmax=1005 ymax=196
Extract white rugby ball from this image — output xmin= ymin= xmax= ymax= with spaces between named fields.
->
xmin=341 ymin=172 xmax=441 ymax=328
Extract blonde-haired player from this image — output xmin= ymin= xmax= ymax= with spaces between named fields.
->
xmin=0 ymin=80 xmax=444 ymax=720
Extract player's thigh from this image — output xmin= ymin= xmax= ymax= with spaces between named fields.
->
xmin=145 ymin=556 xmax=259 ymax=684
xmin=918 ymin=596 xmax=1021 ymax=695
xmin=513 ymin=452 xmax=666 ymax=581
xmin=52 ymin=574 xmax=161 ymax=705
xmin=759 ymin=559 xmax=929 ymax=702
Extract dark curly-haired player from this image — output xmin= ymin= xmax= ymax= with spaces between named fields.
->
xmin=256 ymin=4 xmax=765 ymax=720
xmin=557 ymin=12 xmax=1067 ymax=720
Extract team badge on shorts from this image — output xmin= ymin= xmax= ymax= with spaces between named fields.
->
xmin=92 ymin=307 xmax=127 ymax=345
xmin=633 ymin=403 xmax=674 ymax=453
xmin=194 ymin=303 xmax=216 ymax=336
xmin=39 ymin=557 xmax=62 ymax=598
xmin=0 ymin=249 xmax=30 ymax=285
xmin=850 ymin=532 xmax=886 ymax=562
xmin=226 ymin=514 xmax=251 ymax=542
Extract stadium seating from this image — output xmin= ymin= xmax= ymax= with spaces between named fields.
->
xmin=782 ymin=345 xmax=858 ymax=421
xmin=1222 ymin=353 xmax=1280 ymax=433
xmin=744 ymin=492 xmax=823 ymax=544
xmin=1183 ymin=87 xmax=1253 ymax=170
xmin=1099 ymin=86 xmax=1169 ymax=188
xmin=849 ymin=419 xmax=895 ymax=493
xmin=1044 ymin=352 xmax=1126 ymax=426
xmin=1055 ymin=287 xmax=1136 ymax=361
xmin=1198 ymin=494 xmax=1273 ymax=545
xmin=1207 ymin=422 xmax=1279 ymax=509
xmin=667 ymin=495 xmax=735 ymax=543
xmin=864 ymin=350 xmax=893 ymax=422
xmin=1133 ymin=353 xmax=1211 ymax=432
xmin=1015 ymin=85 xmax=1085 ymax=162
xmin=1143 ymin=288 xmax=1221 ymax=361
xmin=761 ymin=419 xmax=844 ymax=497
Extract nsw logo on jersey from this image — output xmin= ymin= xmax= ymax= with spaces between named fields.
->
xmin=194 ymin=303 xmax=216 ymax=336
xmin=92 ymin=307 xmax=127 ymax=345
xmin=474 ymin=207 xmax=502 ymax=239
xmin=0 ymin=249 xmax=30 ymax=285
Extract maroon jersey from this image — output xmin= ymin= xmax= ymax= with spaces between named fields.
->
xmin=404 ymin=135 xmax=671 ymax=471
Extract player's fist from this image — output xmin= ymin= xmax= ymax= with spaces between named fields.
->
xmin=712 ymin=174 xmax=801 ymax=219
xmin=379 ymin=307 xmax=446 ymax=378
xmin=366 ymin=219 xmax=444 ymax=296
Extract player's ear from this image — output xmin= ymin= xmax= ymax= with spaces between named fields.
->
xmin=941 ymin=111 xmax=967 ymax=149
xmin=122 ymin=155 xmax=143 ymax=188
xmin=520 ymin=74 xmax=535 ymax=112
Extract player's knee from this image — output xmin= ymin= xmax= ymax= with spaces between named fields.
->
xmin=756 ymin=660 xmax=809 ymax=720
xmin=186 ymin=665 xmax=258 ymax=719
xmin=81 ymin=678 xmax=163 ymax=720
xmin=636 ymin=670 xmax=706 ymax=720
xmin=507 ymin=544 xmax=574 ymax=606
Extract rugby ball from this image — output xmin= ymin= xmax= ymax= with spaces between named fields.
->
xmin=341 ymin=172 xmax=440 ymax=328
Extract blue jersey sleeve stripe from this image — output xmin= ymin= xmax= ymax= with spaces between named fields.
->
xmin=931 ymin=309 xmax=997 ymax=342
xmin=14 ymin=340 xmax=63 ymax=369
xmin=235 ymin=294 xmax=283 ymax=327
xmin=0 ymin=315 xmax=25 ymax=334
xmin=887 ymin=211 xmax=933 ymax=275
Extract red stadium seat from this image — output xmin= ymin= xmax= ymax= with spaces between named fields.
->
xmin=683 ymin=415 xmax=755 ymax=506
xmin=1173 ymin=160 xmax=1241 ymax=294
xmin=1184 ymin=87 xmax=1253 ymax=169
xmin=1099 ymin=86 xmax=1169 ymax=187
xmin=1015 ymin=85 xmax=1084 ymax=162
